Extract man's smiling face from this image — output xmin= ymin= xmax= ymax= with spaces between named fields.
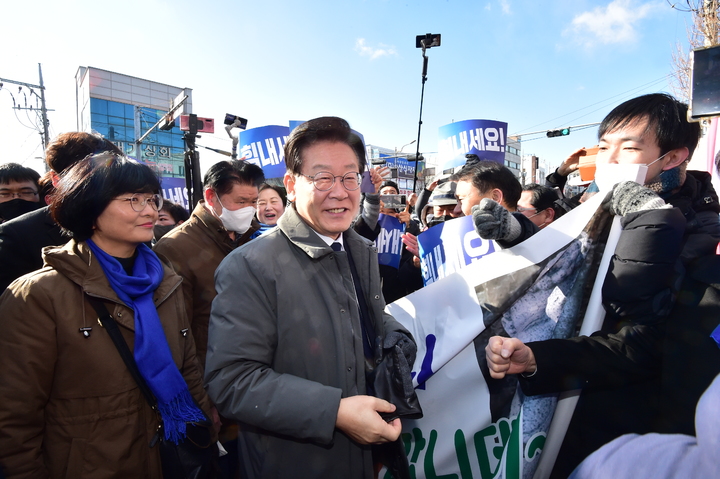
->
xmin=284 ymin=141 xmax=361 ymax=239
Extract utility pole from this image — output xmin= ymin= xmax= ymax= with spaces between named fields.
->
xmin=0 ymin=63 xmax=53 ymax=167
xmin=38 ymin=64 xmax=50 ymax=152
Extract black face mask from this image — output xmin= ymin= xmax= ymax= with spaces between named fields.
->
xmin=0 ymin=198 xmax=43 ymax=223
xmin=426 ymin=214 xmax=454 ymax=228
xmin=153 ymin=224 xmax=176 ymax=242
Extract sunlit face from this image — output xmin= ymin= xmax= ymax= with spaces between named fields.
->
xmin=257 ymin=188 xmax=285 ymax=225
xmin=284 ymin=141 xmax=361 ymax=240
xmin=454 ymin=179 xmax=492 ymax=216
xmin=206 ymin=182 xmax=259 ymax=216
xmin=156 ymin=211 xmax=175 ymax=226
xmin=92 ymin=192 xmax=158 ymax=258
xmin=596 ymin=117 xmax=682 ymax=183
xmin=0 ymin=180 xmax=39 ymax=203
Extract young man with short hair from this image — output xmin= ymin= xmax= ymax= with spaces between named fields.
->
xmin=0 ymin=163 xmax=42 ymax=223
xmin=451 ymin=160 xmax=538 ymax=248
xmin=485 ymin=93 xmax=720 ymax=477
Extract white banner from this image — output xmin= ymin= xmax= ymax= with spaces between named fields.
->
xmin=384 ymin=192 xmax=611 ymax=479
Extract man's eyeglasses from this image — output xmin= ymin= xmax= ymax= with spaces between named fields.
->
xmin=300 ymin=172 xmax=361 ymax=191
xmin=517 ymin=206 xmax=542 ymax=218
xmin=115 ymin=193 xmax=163 ymax=212
xmin=0 ymin=189 xmax=38 ymax=200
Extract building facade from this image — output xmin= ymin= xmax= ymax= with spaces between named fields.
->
xmin=521 ymin=153 xmax=548 ymax=185
xmin=505 ymin=136 xmax=521 ymax=179
xmin=366 ymin=144 xmax=426 ymax=195
xmin=75 ymin=67 xmax=191 ymax=180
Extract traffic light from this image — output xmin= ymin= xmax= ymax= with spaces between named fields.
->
xmin=547 ymin=128 xmax=571 ymax=138
xmin=159 ymin=113 xmax=175 ymax=131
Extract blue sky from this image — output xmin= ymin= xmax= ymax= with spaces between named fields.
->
xmin=0 ymin=0 xmax=694 ymax=176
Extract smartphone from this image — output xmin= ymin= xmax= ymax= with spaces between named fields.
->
xmin=380 ymin=194 xmax=407 ymax=211
xmin=360 ymin=171 xmax=375 ymax=193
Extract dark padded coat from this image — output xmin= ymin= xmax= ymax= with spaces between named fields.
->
xmin=0 ymin=206 xmax=68 ymax=292
xmin=204 ymin=205 xmax=411 ymax=479
xmin=518 ymin=170 xmax=720 ymax=478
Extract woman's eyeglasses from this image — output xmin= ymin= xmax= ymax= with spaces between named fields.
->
xmin=116 ymin=193 xmax=164 ymax=212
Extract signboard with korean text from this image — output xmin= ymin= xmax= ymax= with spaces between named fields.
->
xmin=417 ymin=215 xmax=497 ymax=286
xmin=438 ymin=119 xmax=508 ymax=171
xmin=160 ymin=177 xmax=190 ymax=211
xmin=239 ymin=125 xmax=291 ymax=180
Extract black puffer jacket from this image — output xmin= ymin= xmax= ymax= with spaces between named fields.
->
xmin=602 ymin=170 xmax=720 ymax=327
xmin=519 ymin=171 xmax=720 ymax=478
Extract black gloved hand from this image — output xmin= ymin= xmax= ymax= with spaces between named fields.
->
xmin=606 ymin=181 xmax=667 ymax=216
xmin=471 ymin=198 xmax=521 ymax=242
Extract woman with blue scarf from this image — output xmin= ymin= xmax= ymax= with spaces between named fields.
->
xmin=0 ymin=152 xmax=215 ymax=478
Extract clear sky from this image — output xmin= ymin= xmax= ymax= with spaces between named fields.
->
xmin=0 ymin=0 xmax=695 ymax=176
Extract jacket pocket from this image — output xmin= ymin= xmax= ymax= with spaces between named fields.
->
xmin=64 ymin=437 xmax=87 ymax=479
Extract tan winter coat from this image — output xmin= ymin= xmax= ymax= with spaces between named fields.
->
xmin=0 ymin=240 xmax=213 ymax=479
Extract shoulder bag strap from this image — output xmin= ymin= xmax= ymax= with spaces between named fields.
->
xmin=86 ymin=295 xmax=158 ymax=410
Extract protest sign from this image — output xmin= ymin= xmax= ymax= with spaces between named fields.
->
xmin=384 ymin=193 xmax=612 ymax=479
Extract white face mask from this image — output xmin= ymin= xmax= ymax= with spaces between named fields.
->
xmin=594 ymin=152 xmax=669 ymax=192
xmin=217 ymin=200 xmax=256 ymax=234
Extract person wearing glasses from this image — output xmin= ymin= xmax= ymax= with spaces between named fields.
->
xmin=0 ymin=162 xmax=42 ymax=223
xmin=0 ymin=152 xmax=214 ymax=477
xmin=517 ymin=183 xmax=564 ymax=230
xmin=205 ymin=117 xmax=414 ymax=479
xmin=0 ymin=132 xmax=123 ymax=292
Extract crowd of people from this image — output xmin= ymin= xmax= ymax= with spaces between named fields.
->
xmin=0 ymin=92 xmax=718 ymax=479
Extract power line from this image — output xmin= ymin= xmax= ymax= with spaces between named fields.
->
xmin=519 ymin=124 xmax=599 ymax=144
xmin=511 ymin=75 xmax=673 ymax=136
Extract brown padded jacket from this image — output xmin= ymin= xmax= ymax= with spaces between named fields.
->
xmin=0 ymin=240 xmax=213 ymax=479
xmin=153 ymin=200 xmax=259 ymax=371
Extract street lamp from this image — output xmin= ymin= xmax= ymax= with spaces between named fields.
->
xmin=412 ymin=33 xmax=441 ymax=192
xmin=396 ymin=140 xmax=416 ymax=155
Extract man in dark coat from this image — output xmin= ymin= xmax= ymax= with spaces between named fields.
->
xmin=0 ymin=132 xmax=121 ymax=291
xmin=484 ymin=93 xmax=720 ymax=477
xmin=205 ymin=117 xmax=413 ymax=479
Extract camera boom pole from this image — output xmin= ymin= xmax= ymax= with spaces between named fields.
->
xmin=412 ymin=52 xmax=428 ymax=193
xmin=412 ymin=33 xmax=441 ymax=192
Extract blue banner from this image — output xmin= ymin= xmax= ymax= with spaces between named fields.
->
xmin=375 ymin=214 xmax=405 ymax=269
xmin=161 ymin=177 xmax=190 ymax=211
xmin=438 ymin=119 xmax=508 ymax=170
xmin=239 ymin=125 xmax=291 ymax=180
xmin=417 ymin=215 xmax=496 ymax=285
xmin=289 ymin=120 xmax=305 ymax=132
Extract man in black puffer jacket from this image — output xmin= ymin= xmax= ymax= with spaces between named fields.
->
xmin=484 ymin=93 xmax=720 ymax=478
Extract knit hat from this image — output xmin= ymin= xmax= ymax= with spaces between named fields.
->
xmin=431 ymin=181 xmax=457 ymax=206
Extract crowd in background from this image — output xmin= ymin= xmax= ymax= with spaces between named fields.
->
xmin=0 ymin=93 xmax=719 ymax=478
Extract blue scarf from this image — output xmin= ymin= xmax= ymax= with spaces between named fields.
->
xmin=87 ymin=239 xmax=205 ymax=443
xmin=249 ymin=222 xmax=276 ymax=240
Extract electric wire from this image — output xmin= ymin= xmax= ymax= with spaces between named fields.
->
xmin=512 ymin=75 xmax=673 ymax=135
